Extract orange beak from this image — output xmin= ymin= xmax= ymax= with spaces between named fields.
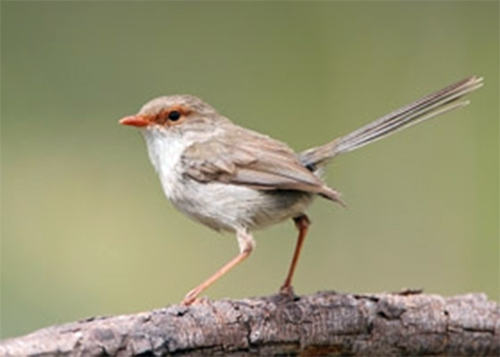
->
xmin=119 ymin=115 xmax=150 ymax=127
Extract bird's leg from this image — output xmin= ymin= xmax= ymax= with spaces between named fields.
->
xmin=280 ymin=214 xmax=311 ymax=295
xmin=182 ymin=228 xmax=255 ymax=306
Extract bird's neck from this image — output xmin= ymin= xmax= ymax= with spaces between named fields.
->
xmin=141 ymin=128 xmax=192 ymax=197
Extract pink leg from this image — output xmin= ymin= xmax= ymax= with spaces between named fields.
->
xmin=182 ymin=228 xmax=255 ymax=306
xmin=280 ymin=214 xmax=311 ymax=294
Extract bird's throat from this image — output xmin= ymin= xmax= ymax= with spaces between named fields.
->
xmin=142 ymin=129 xmax=192 ymax=199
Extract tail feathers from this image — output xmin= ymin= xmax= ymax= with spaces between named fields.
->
xmin=299 ymin=76 xmax=483 ymax=170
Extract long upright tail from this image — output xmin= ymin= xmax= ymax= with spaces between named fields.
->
xmin=299 ymin=76 xmax=483 ymax=170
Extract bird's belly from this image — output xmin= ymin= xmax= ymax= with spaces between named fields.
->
xmin=168 ymin=179 xmax=314 ymax=232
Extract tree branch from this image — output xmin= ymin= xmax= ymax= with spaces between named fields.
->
xmin=0 ymin=291 xmax=498 ymax=356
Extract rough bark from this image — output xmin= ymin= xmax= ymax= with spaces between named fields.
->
xmin=0 ymin=290 xmax=498 ymax=356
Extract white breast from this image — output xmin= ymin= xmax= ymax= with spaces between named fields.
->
xmin=141 ymin=127 xmax=191 ymax=199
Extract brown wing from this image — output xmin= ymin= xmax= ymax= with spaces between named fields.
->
xmin=180 ymin=126 xmax=343 ymax=203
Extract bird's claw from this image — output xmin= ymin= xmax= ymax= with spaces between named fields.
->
xmin=279 ymin=284 xmax=295 ymax=297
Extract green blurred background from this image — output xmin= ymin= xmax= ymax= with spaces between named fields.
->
xmin=1 ymin=2 xmax=498 ymax=339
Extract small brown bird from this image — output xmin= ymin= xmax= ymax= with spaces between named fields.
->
xmin=120 ymin=76 xmax=482 ymax=305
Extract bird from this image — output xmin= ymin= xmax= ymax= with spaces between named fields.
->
xmin=119 ymin=76 xmax=482 ymax=305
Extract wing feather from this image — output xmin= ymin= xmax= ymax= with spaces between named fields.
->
xmin=180 ymin=127 xmax=343 ymax=203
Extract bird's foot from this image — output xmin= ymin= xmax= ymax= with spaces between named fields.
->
xmin=279 ymin=284 xmax=296 ymax=297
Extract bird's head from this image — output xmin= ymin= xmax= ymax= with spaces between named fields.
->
xmin=119 ymin=95 xmax=229 ymax=133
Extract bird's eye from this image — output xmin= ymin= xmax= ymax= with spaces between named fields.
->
xmin=168 ymin=111 xmax=181 ymax=121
